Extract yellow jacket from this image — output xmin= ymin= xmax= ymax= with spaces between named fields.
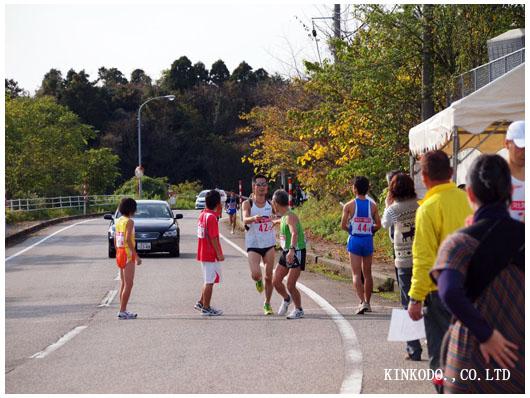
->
xmin=409 ymin=182 xmax=472 ymax=301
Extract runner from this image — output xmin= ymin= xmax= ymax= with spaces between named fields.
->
xmin=271 ymin=189 xmax=306 ymax=319
xmin=195 ymin=190 xmax=224 ymax=316
xmin=115 ymin=198 xmax=142 ymax=320
xmin=505 ymin=120 xmax=525 ymax=221
xmin=225 ymin=190 xmax=240 ymax=234
xmin=341 ymin=176 xmax=381 ymax=315
xmin=242 ymin=174 xmax=277 ymax=315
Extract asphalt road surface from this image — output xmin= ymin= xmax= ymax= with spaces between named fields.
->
xmin=5 ymin=210 xmax=433 ymax=394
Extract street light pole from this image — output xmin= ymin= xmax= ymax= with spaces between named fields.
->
xmin=137 ymin=95 xmax=175 ymax=198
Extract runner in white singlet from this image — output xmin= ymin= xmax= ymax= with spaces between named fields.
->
xmin=242 ymin=174 xmax=277 ymax=315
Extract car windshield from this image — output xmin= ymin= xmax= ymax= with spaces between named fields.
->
xmin=116 ymin=203 xmax=172 ymax=219
xmin=199 ymin=191 xmax=207 ymax=198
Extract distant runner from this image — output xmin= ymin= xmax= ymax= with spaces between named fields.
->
xmin=272 ymin=189 xmax=306 ymax=319
xmin=505 ymin=120 xmax=525 ymax=221
xmin=242 ymin=174 xmax=277 ymax=315
xmin=225 ymin=190 xmax=240 ymax=234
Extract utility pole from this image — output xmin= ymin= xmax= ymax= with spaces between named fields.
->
xmin=332 ymin=4 xmax=341 ymax=63
xmin=421 ymin=4 xmax=434 ymax=122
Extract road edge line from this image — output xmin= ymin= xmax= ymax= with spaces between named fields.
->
xmin=219 ymin=233 xmax=363 ymax=394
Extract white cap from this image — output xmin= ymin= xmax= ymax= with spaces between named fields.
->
xmin=506 ymin=120 xmax=525 ymax=148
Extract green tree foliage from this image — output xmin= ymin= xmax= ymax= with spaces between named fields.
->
xmin=114 ymin=175 xmax=169 ymax=200
xmin=230 ymin=61 xmax=257 ymax=84
xmin=167 ymin=56 xmax=197 ymax=91
xmin=242 ymin=4 xmax=524 ymax=199
xmin=81 ymin=148 xmax=121 ymax=195
xmin=36 ymin=69 xmax=63 ymax=98
xmin=210 ymin=59 xmax=230 ymax=85
xmin=5 ymin=79 xmax=27 ymax=98
xmin=5 ymin=96 xmax=97 ymax=197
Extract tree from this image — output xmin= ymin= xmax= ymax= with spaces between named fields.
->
xmin=230 ymin=61 xmax=257 ymax=84
xmin=167 ymin=56 xmax=197 ymax=90
xmin=98 ymin=67 xmax=128 ymax=86
xmin=36 ymin=69 xmax=63 ymax=98
xmin=193 ymin=61 xmax=209 ymax=84
xmin=5 ymin=79 xmax=26 ymax=99
xmin=130 ymin=69 xmax=152 ymax=86
xmin=5 ymin=96 xmax=97 ymax=197
xmin=81 ymin=148 xmax=121 ymax=194
xmin=210 ymin=59 xmax=230 ymax=85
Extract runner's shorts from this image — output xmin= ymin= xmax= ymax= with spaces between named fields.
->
xmin=247 ymin=246 xmax=275 ymax=258
xmin=347 ymin=235 xmax=374 ymax=257
xmin=227 ymin=209 xmax=237 ymax=215
xmin=201 ymin=261 xmax=223 ymax=284
xmin=116 ymin=248 xmax=135 ymax=269
xmin=279 ymin=248 xmax=306 ymax=271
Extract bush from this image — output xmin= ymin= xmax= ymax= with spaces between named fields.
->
xmin=114 ymin=175 xmax=169 ymax=200
xmin=6 ymin=204 xmax=118 ymax=224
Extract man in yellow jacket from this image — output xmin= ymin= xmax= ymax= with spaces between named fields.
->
xmin=407 ymin=150 xmax=472 ymax=392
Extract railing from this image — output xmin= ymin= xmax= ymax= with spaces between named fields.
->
xmin=6 ymin=195 xmax=128 ymax=212
xmin=449 ymin=47 xmax=524 ymax=104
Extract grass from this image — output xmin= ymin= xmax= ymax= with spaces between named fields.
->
xmin=374 ymin=291 xmax=401 ymax=302
xmin=307 ymin=264 xmax=351 ymax=282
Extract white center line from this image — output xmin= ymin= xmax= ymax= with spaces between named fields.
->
xmin=219 ymin=233 xmax=363 ymax=394
xmin=29 ymin=326 xmax=88 ymax=359
xmin=6 ymin=220 xmax=93 ymax=262
xmin=98 ymin=290 xmax=119 ymax=307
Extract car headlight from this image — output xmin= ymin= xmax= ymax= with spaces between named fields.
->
xmin=109 ymin=227 xmax=115 ymax=238
xmin=163 ymin=228 xmax=178 ymax=238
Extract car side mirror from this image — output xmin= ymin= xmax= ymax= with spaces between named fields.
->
xmin=104 ymin=214 xmax=113 ymax=220
xmin=174 ymin=214 xmax=183 ymax=220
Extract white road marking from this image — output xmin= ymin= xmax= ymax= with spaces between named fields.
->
xmin=115 ymin=272 xmax=121 ymax=281
xmin=98 ymin=290 xmax=119 ymax=307
xmin=219 ymin=233 xmax=363 ymax=394
xmin=5 ymin=220 xmax=93 ymax=262
xmin=29 ymin=326 xmax=88 ymax=359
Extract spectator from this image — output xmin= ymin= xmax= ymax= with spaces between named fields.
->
xmin=505 ymin=120 xmax=525 ymax=221
xmin=381 ymin=173 xmax=422 ymax=361
xmin=407 ymin=150 xmax=472 ymax=393
xmin=430 ymin=154 xmax=524 ymax=393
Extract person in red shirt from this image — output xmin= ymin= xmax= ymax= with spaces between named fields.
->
xmin=195 ymin=190 xmax=225 ymax=316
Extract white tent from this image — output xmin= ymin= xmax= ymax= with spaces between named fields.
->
xmin=408 ymin=63 xmax=524 ymax=185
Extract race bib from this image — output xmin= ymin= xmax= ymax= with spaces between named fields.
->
xmin=280 ymin=234 xmax=286 ymax=250
xmin=353 ymin=217 xmax=372 ymax=235
xmin=116 ymin=231 xmax=125 ymax=248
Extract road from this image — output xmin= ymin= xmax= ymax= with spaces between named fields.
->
xmin=5 ymin=210 xmax=433 ymax=394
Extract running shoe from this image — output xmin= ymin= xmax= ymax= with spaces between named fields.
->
xmin=278 ymin=295 xmax=292 ymax=316
xmin=263 ymin=302 xmax=273 ymax=315
xmin=118 ymin=311 xmax=137 ymax=320
xmin=194 ymin=301 xmax=204 ymax=311
xmin=365 ymin=303 xmax=372 ymax=312
xmin=355 ymin=302 xmax=369 ymax=315
xmin=201 ymin=307 xmax=223 ymax=316
xmin=286 ymin=308 xmax=304 ymax=319
xmin=255 ymin=279 xmax=264 ymax=293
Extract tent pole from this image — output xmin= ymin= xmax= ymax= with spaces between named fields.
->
xmin=452 ymin=126 xmax=459 ymax=183
xmin=409 ymin=154 xmax=415 ymax=179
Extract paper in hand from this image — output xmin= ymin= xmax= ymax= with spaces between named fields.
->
xmin=387 ymin=308 xmax=426 ymax=341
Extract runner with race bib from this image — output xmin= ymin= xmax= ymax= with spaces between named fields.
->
xmin=225 ymin=190 xmax=240 ymax=234
xmin=341 ymin=176 xmax=381 ymax=315
xmin=242 ymin=174 xmax=277 ymax=315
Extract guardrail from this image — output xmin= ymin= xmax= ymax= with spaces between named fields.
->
xmin=6 ymin=195 xmax=128 ymax=212
xmin=449 ymin=48 xmax=524 ymax=104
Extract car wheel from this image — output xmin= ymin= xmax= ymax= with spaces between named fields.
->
xmin=108 ymin=243 xmax=116 ymax=258
xmin=169 ymin=246 xmax=180 ymax=257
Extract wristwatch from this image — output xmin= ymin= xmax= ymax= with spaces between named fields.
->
xmin=410 ymin=298 xmax=422 ymax=304
xmin=289 ymin=245 xmax=296 ymax=250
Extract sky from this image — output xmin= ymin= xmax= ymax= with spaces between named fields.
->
xmin=5 ymin=2 xmax=352 ymax=95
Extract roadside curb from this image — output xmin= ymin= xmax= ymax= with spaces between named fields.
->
xmin=6 ymin=213 xmax=106 ymax=246
xmin=306 ymin=253 xmax=399 ymax=292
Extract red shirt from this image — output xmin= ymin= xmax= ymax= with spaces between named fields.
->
xmin=197 ymin=210 xmax=223 ymax=262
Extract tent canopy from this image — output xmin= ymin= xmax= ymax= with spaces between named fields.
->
xmin=409 ymin=63 xmax=525 ymax=156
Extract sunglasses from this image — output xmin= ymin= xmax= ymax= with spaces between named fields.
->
xmin=254 ymin=182 xmax=267 ymax=187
